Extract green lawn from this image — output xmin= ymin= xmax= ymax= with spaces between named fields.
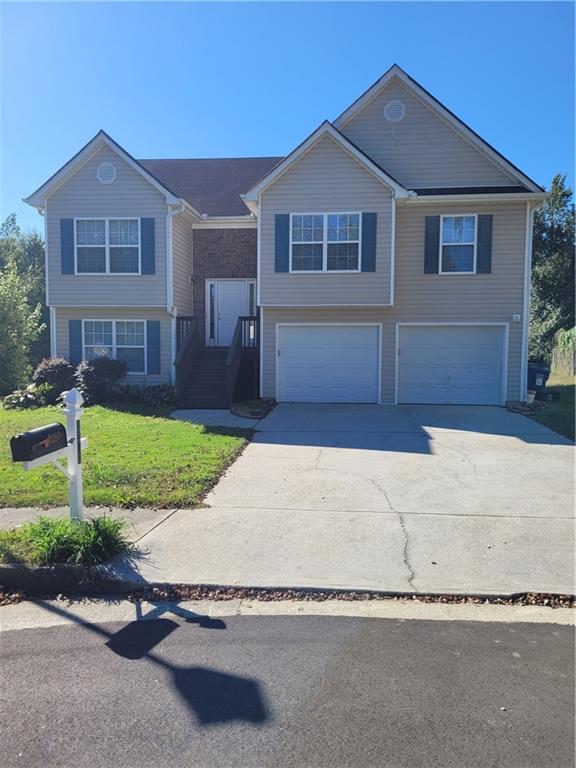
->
xmin=527 ymin=372 xmax=575 ymax=442
xmin=0 ymin=405 xmax=249 ymax=508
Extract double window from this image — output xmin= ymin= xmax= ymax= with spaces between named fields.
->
xmin=82 ymin=320 xmax=146 ymax=373
xmin=440 ymin=215 xmax=477 ymax=274
xmin=290 ymin=213 xmax=361 ymax=272
xmin=75 ymin=218 xmax=140 ymax=274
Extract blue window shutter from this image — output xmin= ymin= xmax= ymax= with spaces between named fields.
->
xmin=476 ymin=215 xmax=493 ymax=274
xmin=69 ymin=320 xmax=82 ymax=364
xmin=275 ymin=214 xmax=289 ymax=272
xmin=361 ymin=213 xmax=377 ymax=272
xmin=141 ymin=218 xmax=156 ymax=274
xmin=424 ymin=216 xmax=441 ymax=273
xmin=146 ymin=320 xmax=161 ymax=374
xmin=61 ymin=219 xmax=74 ymax=274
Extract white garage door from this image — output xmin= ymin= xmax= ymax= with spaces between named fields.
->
xmin=277 ymin=325 xmax=380 ymax=403
xmin=397 ymin=325 xmax=506 ymax=405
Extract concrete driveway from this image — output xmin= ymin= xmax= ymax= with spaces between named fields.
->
xmin=134 ymin=405 xmax=575 ymax=595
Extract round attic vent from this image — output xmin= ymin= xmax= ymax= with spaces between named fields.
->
xmin=96 ymin=162 xmax=117 ymax=184
xmin=384 ymin=99 xmax=405 ymax=122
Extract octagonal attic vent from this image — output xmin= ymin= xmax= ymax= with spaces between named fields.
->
xmin=384 ymin=99 xmax=405 ymax=122
xmin=96 ymin=162 xmax=117 ymax=184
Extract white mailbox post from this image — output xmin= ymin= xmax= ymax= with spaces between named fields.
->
xmin=62 ymin=388 xmax=86 ymax=521
xmin=10 ymin=388 xmax=88 ymax=521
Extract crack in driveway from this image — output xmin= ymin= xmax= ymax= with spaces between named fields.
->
xmin=381 ymin=489 xmax=417 ymax=592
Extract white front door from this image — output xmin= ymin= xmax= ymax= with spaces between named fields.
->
xmin=206 ymin=280 xmax=255 ymax=347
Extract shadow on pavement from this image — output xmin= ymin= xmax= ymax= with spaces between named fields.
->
xmin=35 ymin=599 xmax=270 ymax=727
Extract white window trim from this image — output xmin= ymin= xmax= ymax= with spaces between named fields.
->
xmin=74 ymin=217 xmax=141 ymax=275
xmin=81 ymin=319 xmax=147 ymax=375
xmin=289 ymin=212 xmax=362 ymax=274
xmin=438 ymin=213 xmax=477 ymax=275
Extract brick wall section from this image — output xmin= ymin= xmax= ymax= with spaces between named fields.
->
xmin=192 ymin=228 xmax=257 ymax=343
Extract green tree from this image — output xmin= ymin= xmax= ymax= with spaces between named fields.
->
xmin=0 ymin=261 xmax=44 ymax=394
xmin=0 ymin=214 xmax=49 ymax=366
xmin=529 ymin=174 xmax=575 ymax=363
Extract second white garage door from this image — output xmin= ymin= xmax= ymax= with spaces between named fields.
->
xmin=277 ymin=325 xmax=380 ymax=403
xmin=397 ymin=324 xmax=507 ymax=405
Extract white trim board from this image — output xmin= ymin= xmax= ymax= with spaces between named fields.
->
xmin=394 ymin=321 xmax=510 ymax=406
xmin=274 ymin=322 xmax=383 ymax=405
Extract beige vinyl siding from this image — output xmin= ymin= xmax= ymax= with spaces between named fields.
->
xmin=340 ymin=80 xmax=515 ymax=189
xmin=262 ymin=201 xmax=527 ymax=403
xmin=46 ymin=146 xmax=168 ymax=307
xmin=172 ymin=210 xmax=194 ymax=315
xmin=259 ymin=136 xmax=393 ymax=307
xmin=54 ymin=307 xmax=172 ymax=385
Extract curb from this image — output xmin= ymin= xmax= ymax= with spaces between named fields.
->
xmin=0 ymin=567 xmax=573 ymax=608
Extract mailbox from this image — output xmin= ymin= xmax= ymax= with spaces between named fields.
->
xmin=10 ymin=423 xmax=68 ymax=463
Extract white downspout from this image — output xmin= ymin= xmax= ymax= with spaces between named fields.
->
xmin=166 ymin=202 xmax=185 ymax=385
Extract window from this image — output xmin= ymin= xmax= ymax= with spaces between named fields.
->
xmin=82 ymin=320 xmax=146 ymax=373
xmin=440 ymin=215 xmax=477 ymax=274
xmin=290 ymin=213 xmax=361 ymax=272
xmin=75 ymin=219 xmax=140 ymax=274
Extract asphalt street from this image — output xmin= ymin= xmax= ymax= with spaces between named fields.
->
xmin=1 ymin=611 xmax=573 ymax=768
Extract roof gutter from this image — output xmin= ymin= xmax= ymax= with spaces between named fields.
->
xmin=400 ymin=192 xmax=547 ymax=204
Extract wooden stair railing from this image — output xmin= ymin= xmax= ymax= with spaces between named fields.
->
xmin=225 ymin=315 xmax=259 ymax=405
xmin=175 ymin=317 xmax=201 ymax=403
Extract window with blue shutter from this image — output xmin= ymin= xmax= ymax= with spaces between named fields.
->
xmin=476 ymin=215 xmax=493 ymax=273
xmin=275 ymin=214 xmax=290 ymax=272
xmin=69 ymin=320 xmax=82 ymax=364
xmin=146 ymin=320 xmax=161 ymax=374
xmin=424 ymin=216 xmax=441 ymax=274
xmin=61 ymin=219 xmax=75 ymax=274
xmin=361 ymin=212 xmax=377 ymax=272
xmin=140 ymin=218 xmax=156 ymax=275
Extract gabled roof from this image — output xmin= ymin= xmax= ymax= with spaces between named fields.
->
xmin=333 ymin=64 xmax=544 ymax=194
xmin=139 ymin=157 xmax=282 ymax=216
xmin=24 ymin=130 xmax=185 ymax=211
xmin=242 ymin=121 xmax=410 ymax=203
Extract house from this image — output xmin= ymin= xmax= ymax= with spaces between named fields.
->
xmin=24 ymin=65 xmax=545 ymax=408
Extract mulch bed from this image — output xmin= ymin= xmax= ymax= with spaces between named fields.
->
xmin=1 ymin=584 xmax=573 ymax=609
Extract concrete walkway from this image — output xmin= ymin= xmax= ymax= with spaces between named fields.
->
xmin=107 ymin=405 xmax=574 ymax=596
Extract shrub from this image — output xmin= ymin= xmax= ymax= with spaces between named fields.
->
xmin=0 ymin=515 xmax=129 ymax=567
xmin=75 ymin=357 xmax=128 ymax=403
xmin=113 ymin=383 xmax=177 ymax=408
xmin=32 ymin=357 xmax=75 ymax=401
xmin=3 ymin=383 xmax=52 ymax=410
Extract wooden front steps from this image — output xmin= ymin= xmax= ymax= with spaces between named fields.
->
xmin=178 ymin=349 xmax=228 ymax=409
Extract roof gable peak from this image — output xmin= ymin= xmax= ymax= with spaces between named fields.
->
xmin=333 ymin=66 xmax=543 ymax=193
xmin=24 ymin=130 xmax=184 ymax=210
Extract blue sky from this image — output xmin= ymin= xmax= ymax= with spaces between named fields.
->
xmin=1 ymin=1 xmax=573 ymax=232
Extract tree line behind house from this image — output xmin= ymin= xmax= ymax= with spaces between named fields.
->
xmin=1 ymin=175 xmax=574 ymax=402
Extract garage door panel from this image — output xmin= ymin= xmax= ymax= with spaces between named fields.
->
xmin=398 ymin=326 xmax=505 ymax=405
xmin=278 ymin=326 xmax=380 ymax=403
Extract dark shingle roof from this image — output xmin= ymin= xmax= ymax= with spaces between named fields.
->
xmin=138 ymin=157 xmax=283 ymax=216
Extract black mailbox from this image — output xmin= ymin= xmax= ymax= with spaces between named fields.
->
xmin=10 ymin=423 xmax=68 ymax=463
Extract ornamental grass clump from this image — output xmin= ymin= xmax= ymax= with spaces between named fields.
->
xmin=0 ymin=515 xmax=129 ymax=568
